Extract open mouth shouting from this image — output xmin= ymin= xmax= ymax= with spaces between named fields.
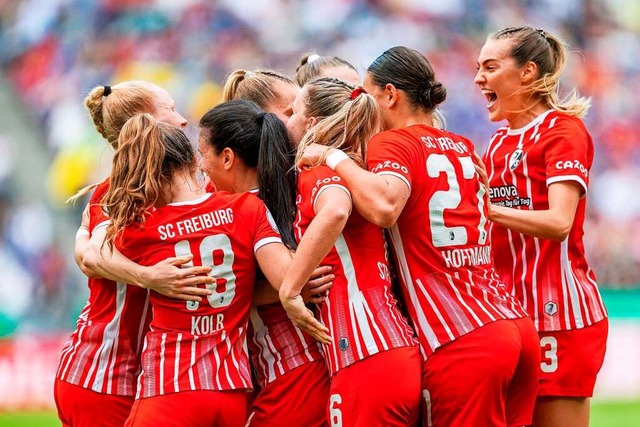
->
xmin=482 ymin=89 xmax=497 ymax=109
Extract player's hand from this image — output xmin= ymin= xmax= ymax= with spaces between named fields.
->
xmin=472 ymin=151 xmax=489 ymax=190
xmin=138 ymin=254 xmax=214 ymax=302
xmin=472 ymin=151 xmax=498 ymax=220
xmin=81 ymin=202 xmax=91 ymax=229
xmin=297 ymin=143 xmax=331 ymax=168
xmin=301 ymin=265 xmax=334 ymax=304
xmin=281 ymin=294 xmax=331 ymax=345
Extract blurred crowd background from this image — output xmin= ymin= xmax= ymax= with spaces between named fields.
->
xmin=0 ymin=0 xmax=639 ymax=338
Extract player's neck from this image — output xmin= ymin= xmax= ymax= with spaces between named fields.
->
xmin=229 ymin=168 xmax=258 ymax=194
xmin=166 ymin=171 xmax=206 ymax=204
xmin=387 ymin=104 xmax=435 ymax=130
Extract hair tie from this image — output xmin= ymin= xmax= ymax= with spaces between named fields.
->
xmin=244 ymin=70 xmax=254 ymax=78
xmin=536 ymin=28 xmax=547 ymax=39
xmin=257 ymin=111 xmax=266 ymax=123
xmin=307 ymin=54 xmax=321 ymax=64
xmin=350 ymin=87 xmax=366 ymax=100
xmin=103 ymin=85 xmax=111 ymax=97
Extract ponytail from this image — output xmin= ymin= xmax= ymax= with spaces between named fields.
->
xmin=257 ymin=113 xmax=298 ymax=250
xmin=295 ymin=78 xmax=381 ymax=166
xmin=103 ymin=113 xmax=195 ymax=249
xmin=68 ymin=81 xmax=158 ymax=204
xmin=199 ymin=100 xmax=298 ymax=250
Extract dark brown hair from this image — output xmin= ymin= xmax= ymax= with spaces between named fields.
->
xmin=368 ymin=46 xmax=447 ymax=113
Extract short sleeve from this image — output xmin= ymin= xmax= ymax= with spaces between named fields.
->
xmin=89 ymin=180 xmax=110 ymax=231
xmin=248 ymin=196 xmax=283 ymax=253
xmin=543 ymin=117 xmax=592 ymax=195
xmin=366 ymin=130 xmax=417 ymax=191
xmin=300 ymin=166 xmax=350 ymax=214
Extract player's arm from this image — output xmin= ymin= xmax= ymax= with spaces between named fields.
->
xmin=253 ymin=265 xmax=334 ymax=306
xmin=487 ymin=181 xmax=581 ymax=241
xmin=82 ymin=223 xmax=213 ymax=301
xmin=474 ymin=152 xmax=582 ymax=241
xmin=277 ymin=186 xmax=351 ymax=344
xmin=300 ymin=144 xmax=409 ymax=228
xmin=74 ymin=203 xmax=100 ymax=278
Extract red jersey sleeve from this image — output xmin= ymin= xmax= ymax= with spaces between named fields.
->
xmin=88 ymin=179 xmax=110 ymax=231
xmin=300 ymin=166 xmax=350 ymax=214
xmin=543 ymin=115 xmax=592 ymax=195
xmin=366 ymin=130 xmax=419 ymax=190
xmin=246 ymin=194 xmax=283 ymax=253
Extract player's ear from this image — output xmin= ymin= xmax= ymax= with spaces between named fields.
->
xmin=305 ymin=116 xmax=317 ymax=131
xmin=221 ymin=147 xmax=235 ymax=170
xmin=521 ymin=61 xmax=538 ymax=84
xmin=385 ymin=83 xmax=399 ymax=108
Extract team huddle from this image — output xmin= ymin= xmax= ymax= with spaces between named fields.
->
xmin=53 ymin=25 xmax=608 ymax=427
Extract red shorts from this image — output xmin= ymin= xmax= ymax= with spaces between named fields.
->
xmin=247 ymin=360 xmax=330 ymax=427
xmin=329 ymin=346 xmax=422 ymax=427
xmin=537 ymin=318 xmax=608 ymax=398
xmin=125 ymin=389 xmax=248 ymax=427
xmin=422 ymin=317 xmax=539 ymax=427
xmin=54 ymin=378 xmax=134 ymax=427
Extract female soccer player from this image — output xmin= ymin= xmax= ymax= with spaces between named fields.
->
xmin=294 ymin=53 xmax=361 ymax=86
xmin=55 ymin=81 xmax=210 ymax=427
xmin=101 ymin=113 xmax=292 ymax=426
xmin=474 ymin=26 xmax=608 ymax=427
xmin=198 ymin=99 xmax=331 ymax=427
xmin=280 ymin=77 xmax=421 ymax=426
xmin=300 ymin=46 xmax=540 ymax=427
xmin=222 ymin=69 xmax=299 ymax=124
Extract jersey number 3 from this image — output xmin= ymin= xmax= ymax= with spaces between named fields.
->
xmin=175 ymin=234 xmax=237 ymax=310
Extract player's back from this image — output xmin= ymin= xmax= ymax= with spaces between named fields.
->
xmin=57 ymin=180 xmax=151 ymax=396
xmin=117 ymin=191 xmax=281 ymax=397
xmin=295 ymin=166 xmax=416 ymax=374
xmin=366 ymin=125 xmax=527 ymax=357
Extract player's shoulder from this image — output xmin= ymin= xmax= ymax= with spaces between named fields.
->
xmin=370 ymin=126 xmax=421 ymax=146
xmin=89 ymin=178 xmax=110 ymax=204
xmin=216 ymin=190 xmax=267 ymax=220
xmin=543 ymin=110 xmax=589 ymax=137
xmin=300 ymin=165 xmax=336 ymax=182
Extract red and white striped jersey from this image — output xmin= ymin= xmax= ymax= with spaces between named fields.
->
xmin=248 ymin=303 xmax=324 ymax=388
xmin=56 ymin=180 xmax=152 ymax=397
xmin=116 ymin=192 xmax=282 ymax=398
xmin=295 ymin=166 xmax=417 ymax=376
xmin=483 ymin=110 xmax=607 ymax=332
xmin=366 ymin=125 xmax=528 ymax=359
xmin=245 ymin=188 xmax=325 ymax=389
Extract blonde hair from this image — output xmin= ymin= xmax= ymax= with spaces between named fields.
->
xmin=296 ymin=78 xmax=381 ymax=167
xmin=68 ymin=81 xmax=158 ymax=203
xmin=294 ymin=54 xmax=358 ymax=86
xmin=102 ymin=114 xmax=196 ymax=249
xmin=222 ymin=69 xmax=295 ymax=109
xmin=491 ymin=26 xmax=590 ymax=118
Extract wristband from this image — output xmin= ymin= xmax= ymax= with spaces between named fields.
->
xmin=76 ymin=226 xmax=90 ymax=240
xmin=325 ymin=150 xmax=349 ymax=170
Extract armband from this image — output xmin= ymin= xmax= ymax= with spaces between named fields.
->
xmin=76 ymin=226 xmax=90 ymax=240
xmin=325 ymin=150 xmax=349 ymax=170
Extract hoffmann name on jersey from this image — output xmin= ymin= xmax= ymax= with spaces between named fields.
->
xmin=371 ymin=133 xmax=492 ymax=271
xmin=367 ymin=125 xmax=528 ymax=359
